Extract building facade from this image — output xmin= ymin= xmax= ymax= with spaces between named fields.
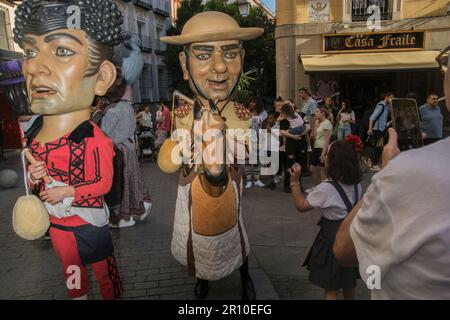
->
xmin=0 ymin=0 xmax=22 ymax=61
xmin=113 ymin=0 xmax=171 ymax=104
xmin=275 ymin=0 xmax=450 ymax=111
xmin=203 ymin=0 xmax=275 ymax=19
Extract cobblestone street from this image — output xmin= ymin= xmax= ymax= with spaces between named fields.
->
xmin=0 ymin=150 xmax=370 ymax=300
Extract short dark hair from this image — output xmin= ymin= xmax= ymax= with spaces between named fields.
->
xmin=299 ymin=88 xmax=311 ymax=96
xmin=427 ymin=93 xmax=438 ymax=99
xmin=382 ymin=92 xmax=394 ymax=99
xmin=275 ymin=96 xmax=284 ymax=102
xmin=327 ymin=141 xmax=362 ymax=185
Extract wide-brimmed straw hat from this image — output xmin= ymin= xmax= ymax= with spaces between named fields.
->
xmin=161 ymin=11 xmax=264 ymax=45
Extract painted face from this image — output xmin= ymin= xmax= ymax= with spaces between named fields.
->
xmin=22 ymin=29 xmax=98 ymax=115
xmin=186 ymin=40 xmax=243 ymax=102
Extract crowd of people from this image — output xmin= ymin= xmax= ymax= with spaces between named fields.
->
xmin=8 ymin=0 xmax=449 ymax=301
xmin=242 ymin=85 xmax=446 ymax=194
xmin=236 ymin=56 xmax=449 ymax=299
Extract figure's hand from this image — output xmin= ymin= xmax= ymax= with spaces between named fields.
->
xmin=200 ymin=107 xmax=225 ymax=133
xmin=289 ymin=163 xmax=302 ymax=182
xmin=367 ymin=129 xmax=373 ymax=136
xmin=381 ymin=128 xmax=400 ymax=169
xmin=40 ymin=186 xmax=75 ymax=205
xmin=29 ymin=161 xmax=47 ymax=182
xmin=421 ymin=132 xmax=427 ymax=140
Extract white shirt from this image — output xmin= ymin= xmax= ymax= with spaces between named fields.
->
xmin=288 ymin=113 xmax=304 ymax=129
xmin=339 ymin=111 xmax=355 ymax=126
xmin=307 ymin=180 xmax=363 ymax=220
xmin=350 ymin=138 xmax=450 ymax=299
xmin=140 ymin=111 xmax=153 ymax=128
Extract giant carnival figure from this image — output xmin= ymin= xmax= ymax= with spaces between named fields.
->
xmin=13 ymin=0 xmax=124 ymax=299
xmin=158 ymin=11 xmax=263 ymax=299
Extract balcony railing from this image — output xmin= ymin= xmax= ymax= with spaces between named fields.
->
xmin=135 ymin=33 xmax=152 ymax=53
xmin=133 ymin=0 xmax=152 ymax=10
xmin=352 ymin=0 xmax=392 ymax=21
xmin=153 ymin=0 xmax=170 ymax=17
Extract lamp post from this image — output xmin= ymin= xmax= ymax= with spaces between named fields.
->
xmin=238 ymin=0 xmax=250 ymax=17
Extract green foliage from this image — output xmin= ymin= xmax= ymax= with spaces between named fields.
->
xmin=230 ymin=89 xmax=254 ymax=105
xmin=163 ymin=0 xmax=276 ymax=100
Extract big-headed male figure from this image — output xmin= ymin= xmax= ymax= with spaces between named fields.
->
xmin=160 ymin=12 xmax=263 ymax=299
xmin=14 ymin=0 xmax=124 ymax=299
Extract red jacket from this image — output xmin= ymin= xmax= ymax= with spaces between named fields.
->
xmin=25 ymin=118 xmax=114 ymax=227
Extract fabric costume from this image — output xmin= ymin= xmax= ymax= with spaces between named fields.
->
xmin=101 ymin=100 xmax=152 ymax=224
xmin=25 ymin=117 xmax=123 ymax=299
xmin=171 ymin=100 xmax=252 ymax=281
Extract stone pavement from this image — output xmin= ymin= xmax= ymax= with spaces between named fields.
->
xmin=0 ymin=150 xmax=371 ymax=300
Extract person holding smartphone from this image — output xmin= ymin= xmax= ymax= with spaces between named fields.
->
xmin=334 ymin=45 xmax=450 ymax=299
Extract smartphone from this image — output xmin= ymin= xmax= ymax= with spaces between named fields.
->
xmin=389 ymin=98 xmax=423 ymax=151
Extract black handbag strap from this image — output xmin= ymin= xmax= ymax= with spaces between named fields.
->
xmin=372 ymin=102 xmax=386 ymax=130
xmin=326 ymin=181 xmax=359 ymax=213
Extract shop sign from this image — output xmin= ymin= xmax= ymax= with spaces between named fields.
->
xmin=323 ymin=30 xmax=425 ymax=53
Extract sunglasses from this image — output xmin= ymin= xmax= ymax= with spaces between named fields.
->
xmin=436 ymin=45 xmax=449 ymax=74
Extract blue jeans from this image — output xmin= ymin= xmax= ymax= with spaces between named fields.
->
xmin=338 ymin=124 xmax=352 ymax=140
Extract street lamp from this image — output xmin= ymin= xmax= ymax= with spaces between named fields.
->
xmin=238 ymin=0 xmax=250 ymax=17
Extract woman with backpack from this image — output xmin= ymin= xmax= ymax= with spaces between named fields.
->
xmin=288 ymin=140 xmax=363 ymax=300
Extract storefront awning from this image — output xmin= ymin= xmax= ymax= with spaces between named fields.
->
xmin=300 ymin=50 xmax=440 ymax=72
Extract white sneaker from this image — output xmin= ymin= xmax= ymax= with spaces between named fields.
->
xmin=254 ymin=180 xmax=265 ymax=187
xmin=118 ymin=217 xmax=136 ymax=228
xmin=369 ymin=165 xmax=381 ymax=171
xmin=138 ymin=202 xmax=152 ymax=222
xmin=305 ymin=187 xmax=315 ymax=193
xmin=245 ymin=181 xmax=253 ymax=189
xmin=273 ymin=176 xmax=281 ymax=184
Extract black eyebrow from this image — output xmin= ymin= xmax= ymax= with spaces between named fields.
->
xmin=221 ymin=44 xmax=242 ymax=51
xmin=44 ymin=33 xmax=83 ymax=45
xmin=191 ymin=45 xmax=214 ymax=52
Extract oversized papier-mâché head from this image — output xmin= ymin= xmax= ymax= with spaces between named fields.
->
xmin=161 ymin=11 xmax=263 ymax=104
xmin=13 ymin=0 xmax=123 ymax=115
